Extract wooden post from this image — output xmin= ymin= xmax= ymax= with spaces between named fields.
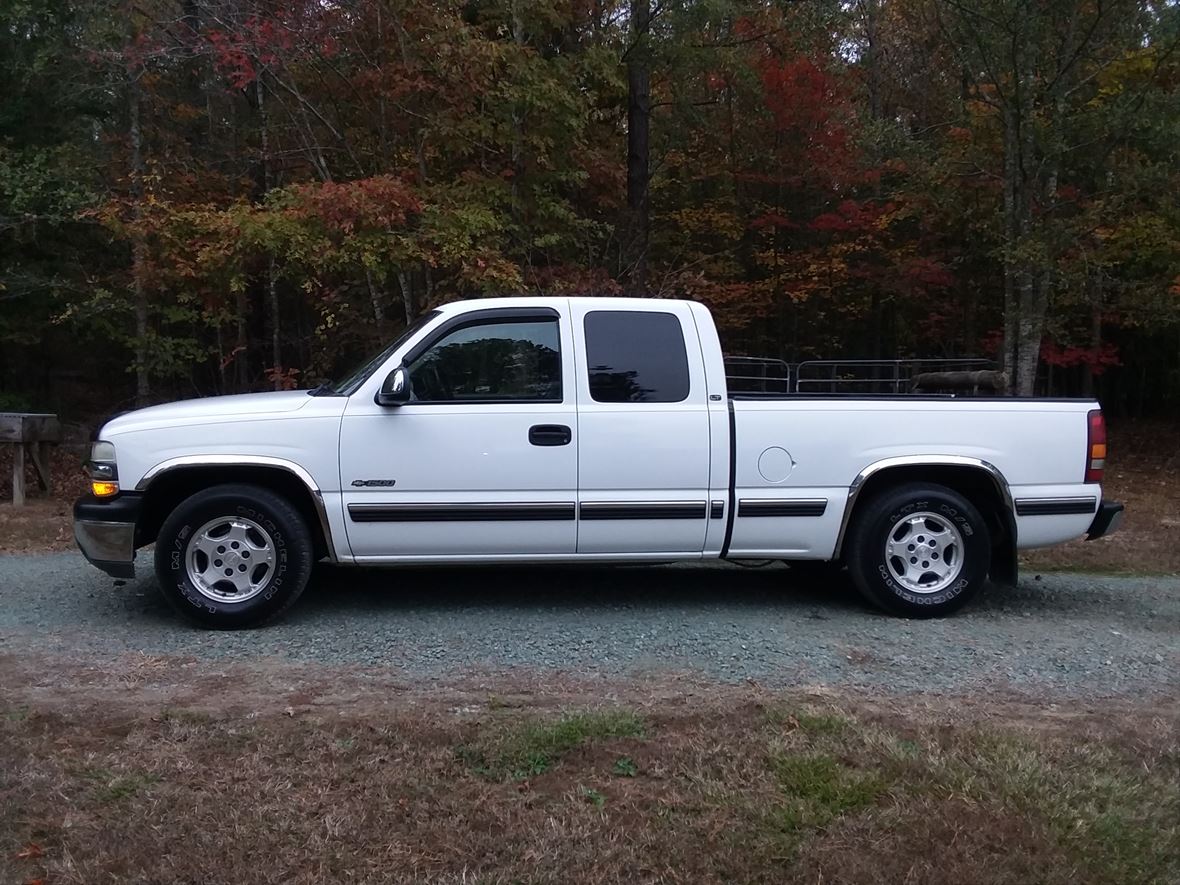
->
xmin=12 ymin=440 xmax=25 ymax=507
xmin=30 ymin=442 xmax=52 ymax=491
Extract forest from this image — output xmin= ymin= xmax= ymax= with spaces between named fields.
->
xmin=2 ymin=0 xmax=1179 ymax=420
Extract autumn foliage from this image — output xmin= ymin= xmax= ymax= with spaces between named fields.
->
xmin=1 ymin=0 xmax=1178 ymax=415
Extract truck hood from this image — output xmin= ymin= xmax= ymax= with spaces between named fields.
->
xmin=102 ymin=390 xmax=315 ymax=436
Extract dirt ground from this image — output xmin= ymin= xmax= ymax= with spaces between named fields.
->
xmin=1019 ymin=420 xmax=1180 ymax=574
xmin=4 ymin=421 xmax=1177 ymax=573
xmin=1 ymin=653 xmax=1177 ymax=885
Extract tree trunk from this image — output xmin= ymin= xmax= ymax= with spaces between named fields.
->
xmin=129 ymin=67 xmax=150 ymax=407
xmin=235 ymin=290 xmax=249 ymax=392
xmin=397 ymin=271 xmax=414 ymax=325
xmin=366 ymin=266 xmax=386 ymax=332
xmin=257 ymin=74 xmax=282 ymax=389
xmin=862 ymin=0 xmax=881 ymax=119
xmin=1000 ymin=106 xmax=1019 ymax=391
xmin=625 ymin=0 xmax=651 ymax=294
xmin=1082 ymin=271 xmax=1104 ymax=398
xmin=1010 ymin=42 xmax=1044 ymax=398
xmin=268 ymin=256 xmax=280 ymax=388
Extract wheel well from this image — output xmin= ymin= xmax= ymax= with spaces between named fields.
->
xmin=135 ymin=466 xmax=331 ymax=560
xmin=840 ymin=465 xmax=1017 ymax=583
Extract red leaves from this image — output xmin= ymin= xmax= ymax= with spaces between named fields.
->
xmin=808 ymin=200 xmax=888 ymax=234
xmin=284 ymin=176 xmax=421 ymax=235
xmin=206 ymin=29 xmax=255 ymax=89
xmin=206 ymin=13 xmax=301 ymax=90
xmin=1041 ymin=341 xmax=1122 ymax=373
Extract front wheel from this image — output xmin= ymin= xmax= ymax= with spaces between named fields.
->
xmin=846 ymin=483 xmax=990 ymax=618
xmin=154 ymin=484 xmax=313 ymax=629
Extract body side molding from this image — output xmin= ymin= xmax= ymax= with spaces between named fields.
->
xmin=1014 ymin=496 xmax=1097 ymax=516
xmin=579 ymin=501 xmax=708 ymax=520
xmin=349 ymin=502 xmax=576 ymax=522
xmin=737 ymin=498 xmax=828 ymax=517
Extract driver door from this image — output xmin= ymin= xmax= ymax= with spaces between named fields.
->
xmin=339 ymin=306 xmax=578 ymax=559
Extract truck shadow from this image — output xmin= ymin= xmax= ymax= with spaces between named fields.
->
xmin=296 ymin=561 xmax=870 ymax=617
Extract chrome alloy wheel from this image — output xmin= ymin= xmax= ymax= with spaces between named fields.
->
xmin=185 ymin=516 xmax=276 ymax=603
xmin=884 ymin=511 xmax=964 ymax=594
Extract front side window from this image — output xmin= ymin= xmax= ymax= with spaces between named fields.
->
xmin=407 ymin=319 xmax=562 ymax=402
xmin=584 ymin=310 xmax=690 ymax=403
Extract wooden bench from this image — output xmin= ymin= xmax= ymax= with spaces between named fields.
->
xmin=1 ymin=412 xmax=62 ymax=506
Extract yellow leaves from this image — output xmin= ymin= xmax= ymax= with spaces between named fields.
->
xmin=1093 ymin=49 xmax=1158 ymax=102
xmin=668 ymin=206 xmax=745 ymax=241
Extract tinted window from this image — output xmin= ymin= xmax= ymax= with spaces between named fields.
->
xmin=407 ymin=319 xmax=561 ymax=402
xmin=584 ymin=311 xmax=690 ymax=403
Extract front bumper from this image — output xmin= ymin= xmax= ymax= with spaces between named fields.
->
xmin=74 ymin=493 xmax=143 ymax=579
xmin=1085 ymin=500 xmax=1124 ymax=541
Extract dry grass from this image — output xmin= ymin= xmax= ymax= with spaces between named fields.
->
xmin=2 ymin=422 xmax=1177 ymax=573
xmin=1 ymin=656 xmax=1177 ymax=885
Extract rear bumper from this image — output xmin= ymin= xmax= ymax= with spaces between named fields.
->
xmin=1085 ymin=500 xmax=1124 ymax=541
xmin=73 ymin=493 xmax=143 ymax=579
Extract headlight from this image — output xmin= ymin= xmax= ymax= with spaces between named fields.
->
xmin=89 ymin=441 xmax=119 ymax=497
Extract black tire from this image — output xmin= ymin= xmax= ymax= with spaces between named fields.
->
xmin=154 ymin=484 xmax=313 ymax=629
xmin=846 ymin=483 xmax=990 ymax=618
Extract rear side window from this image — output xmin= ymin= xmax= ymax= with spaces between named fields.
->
xmin=583 ymin=311 xmax=690 ymax=403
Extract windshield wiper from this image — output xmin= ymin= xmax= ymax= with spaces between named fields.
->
xmin=307 ymin=382 xmax=339 ymax=396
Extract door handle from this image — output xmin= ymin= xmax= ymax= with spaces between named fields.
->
xmin=529 ymin=424 xmax=572 ymax=446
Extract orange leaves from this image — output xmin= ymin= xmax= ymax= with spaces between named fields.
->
xmin=283 ymin=177 xmax=421 ymax=235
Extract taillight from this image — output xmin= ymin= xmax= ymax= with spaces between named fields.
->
xmin=1085 ymin=409 xmax=1106 ymax=483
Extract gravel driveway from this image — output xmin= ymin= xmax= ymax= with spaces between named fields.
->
xmin=1 ymin=553 xmax=1177 ymax=698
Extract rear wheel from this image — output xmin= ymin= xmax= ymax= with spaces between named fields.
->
xmin=846 ymin=483 xmax=990 ymax=618
xmin=154 ymin=484 xmax=313 ymax=629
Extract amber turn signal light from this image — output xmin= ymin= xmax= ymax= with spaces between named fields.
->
xmin=91 ymin=480 xmax=119 ymax=498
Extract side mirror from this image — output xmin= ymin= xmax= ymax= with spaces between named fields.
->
xmin=375 ymin=367 xmax=411 ymax=407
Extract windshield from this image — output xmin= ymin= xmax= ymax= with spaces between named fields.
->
xmin=324 ymin=310 xmax=441 ymax=396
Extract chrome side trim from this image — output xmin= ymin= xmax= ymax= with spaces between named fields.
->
xmin=832 ymin=455 xmax=1014 ymax=559
xmin=135 ymin=455 xmax=338 ymax=562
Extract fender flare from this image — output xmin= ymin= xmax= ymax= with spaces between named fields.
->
xmin=135 ymin=454 xmax=338 ymax=562
xmin=832 ymin=455 xmax=1015 ymax=561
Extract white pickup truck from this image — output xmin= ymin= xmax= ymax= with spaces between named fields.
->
xmin=74 ymin=297 xmax=1123 ymax=628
